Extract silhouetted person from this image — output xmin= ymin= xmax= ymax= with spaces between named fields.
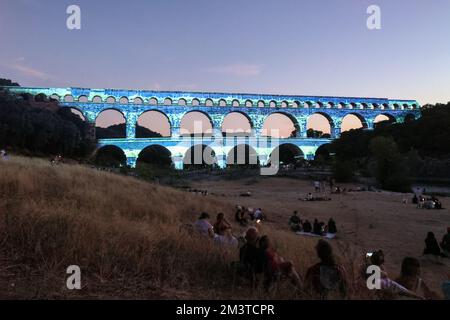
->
xmin=239 ymin=227 xmax=264 ymax=286
xmin=396 ymin=257 xmax=436 ymax=299
xmin=328 ymin=218 xmax=337 ymax=234
xmin=423 ymin=232 xmax=443 ymax=257
xmin=303 ymin=220 xmax=312 ymax=233
xmin=289 ymin=211 xmax=301 ymax=232
xmin=313 ymin=219 xmax=322 ymax=235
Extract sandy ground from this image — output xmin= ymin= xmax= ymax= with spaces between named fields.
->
xmin=189 ymin=176 xmax=450 ymax=296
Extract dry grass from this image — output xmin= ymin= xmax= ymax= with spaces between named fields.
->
xmin=0 ymin=156 xmax=372 ymax=299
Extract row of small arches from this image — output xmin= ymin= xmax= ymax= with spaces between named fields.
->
xmin=28 ymin=92 xmax=419 ymax=110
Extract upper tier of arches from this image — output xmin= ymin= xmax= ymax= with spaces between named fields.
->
xmin=6 ymin=87 xmax=421 ymax=110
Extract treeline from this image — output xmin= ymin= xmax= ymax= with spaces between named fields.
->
xmin=328 ymin=103 xmax=450 ymax=191
xmin=0 ymin=93 xmax=96 ymax=158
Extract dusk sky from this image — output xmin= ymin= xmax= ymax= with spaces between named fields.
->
xmin=1 ymin=0 xmax=449 ymax=134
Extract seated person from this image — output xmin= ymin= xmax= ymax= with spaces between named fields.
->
xmin=289 ymin=211 xmax=302 ymax=232
xmin=303 ymin=220 xmax=312 ymax=233
xmin=238 ymin=227 xmax=264 ymax=285
xmin=235 ymin=207 xmax=248 ymax=226
xmin=193 ymin=212 xmax=215 ymax=238
xmin=327 ymin=218 xmax=337 ymax=234
xmin=313 ymin=219 xmax=323 ymax=235
xmin=306 ymin=193 xmax=314 ymax=200
xmin=259 ymin=236 xmax=301 ymax=289
xmin=423 ymin=232 xmax=443 ymax=257
xmin=305 ymin=240 xmax=347 ymax=298
xmin=214 ymin=228 xmax=239 ymax=248
xmin=412 ymin=194 xmax=418 ymax=204
xmin=254 ymin=208 xmax=264 ymax=220
xmin=395 ymin=257 xmax=437 ymax=299
xmin=361 ymin=250 xmax=424 ymax=300
xmin=259 ymin=236 xmax=302 ymax=290
xmin=441 ymin=227 xmax=450 ymax=257
xmin=213 ymin=213 xmax=232 ymax=236
xmin=435 ymin=199 xmax=442 ymax=209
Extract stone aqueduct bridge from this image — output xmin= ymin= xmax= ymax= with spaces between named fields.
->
xmin=6 ymin=87 xmax=421 ymax=169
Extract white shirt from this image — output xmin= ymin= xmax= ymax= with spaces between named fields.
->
xmin=214 ymin=235 xmax=238 ymax=248
xmin=193 ymin=219 xmax=213 ymax=237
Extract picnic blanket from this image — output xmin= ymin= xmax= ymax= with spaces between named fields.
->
xmin=295 ymin=231 xmax=337 ymax=239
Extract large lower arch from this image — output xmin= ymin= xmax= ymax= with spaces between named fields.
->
xmin=136 ymin=145 xmax=172 ymax=168
xmin=221 ymin=111 xmax=253 ymax=136
xmin=183 ymin=144 xmax=216 ymax=168
xmin=261 ymin=112 xmax=299 ymax=138
xmin=180 ymin=111 xmax=213 ymax=137
xmin=95 ymin=109 xmax=126 ymax=139
xmin=307 ymin=112 xmax=334 ymax=138
xmin=315 ymin=143 xmax=332 ymax=162
xmin=227 ymin=144 xmax=259 ymax=167
xmin=341 ymin=113 xmax=367 ymax=133
xmin=95 ymin=145 xmax=126 ymax=167
xmin=269 ymin=143 xmax=304 ymax=166
xmin=136 ymin=110 xmax=171 ymax=138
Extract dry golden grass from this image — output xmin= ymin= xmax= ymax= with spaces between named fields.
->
xmin=0 ymin=156 xmax=372 ymax=299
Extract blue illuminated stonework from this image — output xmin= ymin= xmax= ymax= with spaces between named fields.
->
xmin=4 ymin=86 xmax=421 ymax=168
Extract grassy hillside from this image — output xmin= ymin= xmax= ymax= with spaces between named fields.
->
xmin=0 ymin=156 xmax=367 ymax=299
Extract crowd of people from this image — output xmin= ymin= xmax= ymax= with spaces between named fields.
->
xmin=187 ymin=208 xmax=450 ymax=299
xmin=423 ymin=228 xmax=450 ymax=258
xmin=288 ymin=211 xmax=337 ymax=236
xmin=234 ymin=205 xmax=265 ymax=226
xmin=413 ymin=194 xmax=443 ymax=210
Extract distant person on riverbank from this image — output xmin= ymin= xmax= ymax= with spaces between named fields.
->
xmin=423 ymin=232 xmax=443 ymax=257
xmin=327 ymin=218 xmax=337 ymax=234
xmin=0 ymin=149 xmax=8 ymax=160
xmin=289 ymin=211 xmax=302 ymax=232
xmin=303 ymin=220 xmax=312 ymax=233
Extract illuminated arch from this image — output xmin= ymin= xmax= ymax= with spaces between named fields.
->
xmin=218 ymin=99 xmax=227 ymax=107
xmin=269 ymin=143 xmax=304 ymax=165
xmin=245 ymin=100 xmax=253 ymax=107
xmin=227 ymin=144 xmax=259 ymax=166
xmin=78 ymin=95 xmax=88 ymax=103
xmin=221 ymin=111 xmax=253 ymax=136
xmin=232 ymin=99 xmax=240 ymax=107
xmin=119 ymin=96 xmax=129 ymax=104
xmin=64 ymin=94 xmax=74 ymax=103
xmin=95 ymin=108 xmax=126 ymax=138
xmin=164 ymin=98 xmax=173 ymax=106
xmin=178 ymin=98 xmax=187 ymax=106
xmin=136 ymin=110 xmax=171 ymax=138
xmin=180 ymin=110 xmax=214 ymax=136
xmin=92 ymin=96 xmax=102 ymax=103
xmin=191 ymin=98 xmax=200 ymax=106
xmin=95 ymin=145 xmax=126 ymax=167
xmin=205 ymin=98 xmax=214 ymax=107
xmin=184 ymin=144 xmax=216 ymax=167
xmin=307 ymin=112 xmax=334 ymax=138
xmin=341 ymin=113 xmax=368 ymax=132
xmin=133 ymin=97 xmax=144 ymax=104
xmin=106 ymin=96 xmax=116 ymax=104
xmin=262 ymin=112 xmax=299 ymax=138
xmin=136 ymin=145 xmax=172 ymax=168
xmin=149 ymin=97 xmax=158 ymax=105
xmin=257 ymin=100 xmax=265 ymax=108
xmin=61 ymin=106 xmax=86 ymax=121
